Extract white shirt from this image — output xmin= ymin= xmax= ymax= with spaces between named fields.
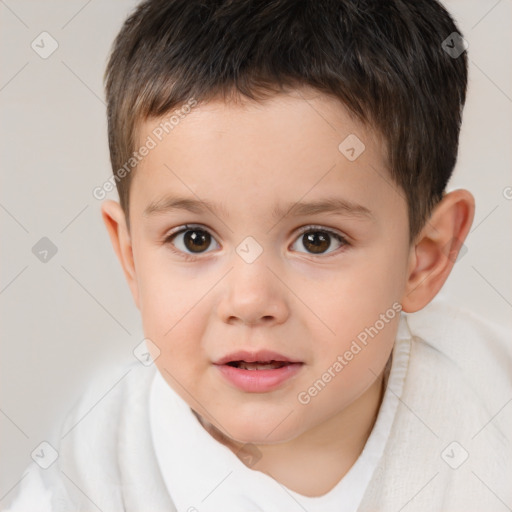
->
xmin=149 ymin=316 xmax=412 ymax=512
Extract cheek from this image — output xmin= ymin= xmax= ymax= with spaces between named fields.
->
xmin=306 ymin=254 xmax=405 ymax=337
xmin=134 ymin=253 xmax=200 ymax=356
xmin=136 ymin=246 xmax=190 ymax=319
xmin=296 ymin=246 xmax=405 ymax=384
xmin=347 ymin=237 xmax=409 ymax=304
xmin=301 ymin=283 xmax=400 ymax=412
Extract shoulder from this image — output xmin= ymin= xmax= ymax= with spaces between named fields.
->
xmin=3 ymin=361 xmax=157 ymax=511
xmin=361 ymin=297 xmax=512 ymax=510
xmin=404 ymin=294 xmax=512 ymax=382
xmin=1 ymin=466 xmax=53 ymax=512
xmin=62 ymin=359 xmax=156 ymax=431
xmin=401 ymin=294 xmax=512 ymax=431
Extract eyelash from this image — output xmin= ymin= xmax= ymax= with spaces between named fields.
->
xmin=163 ymin=224 xmax=350 ymax=262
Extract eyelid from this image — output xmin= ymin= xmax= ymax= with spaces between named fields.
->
xmin=165 ymin=223 xmax=210 ymax=238
xmin=292 ymin=224 xmax=349 ymax=257
xmin=164 ymin=223 xmax=349 ymax=259
xmin=163 ymin=223 xmax=221 ymax=247
xmin=295 ymin=224 xmax=345 ymax=238
xmin=165 ymin=224 xmax=347 ymax=243
xmin=163 ymin=224 xmax=219 ymax=262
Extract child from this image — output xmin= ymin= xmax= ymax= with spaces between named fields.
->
xmin=4 ymin=0 xmax=511 ymax=510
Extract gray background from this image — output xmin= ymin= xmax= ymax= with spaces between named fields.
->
xmin=1 ymin=0 xmax=511 ymax=504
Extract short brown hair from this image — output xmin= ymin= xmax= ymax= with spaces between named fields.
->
xmin=104 ymin=0 xmax=468 ymax=240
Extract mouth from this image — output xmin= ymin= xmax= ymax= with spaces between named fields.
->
xmin=213 ymin=350 xmax=304 ymax=392
xmin=225 ymin=360 xmax=294 ymax=370
xmin=214 ymin=349 xmax=302 ymax=367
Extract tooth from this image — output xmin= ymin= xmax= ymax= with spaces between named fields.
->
xmin=237 ymin=361 xmax=286 ymax=370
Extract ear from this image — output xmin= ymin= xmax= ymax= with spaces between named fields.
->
xmin=401 ymin=189 xmax=475 ymax=313
xmin=100 ymin=200 xmax=140 ymax=310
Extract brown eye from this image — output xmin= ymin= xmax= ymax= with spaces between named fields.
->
xmin=291 ymin=227 xmax=347 ymax=256
xmin=183 ymin=229 xmax=211 ymax=253
xmin=166 ymin=226 xmax=220 ymax=256
xmin=302 ymin=231 xmax=331 ymax=254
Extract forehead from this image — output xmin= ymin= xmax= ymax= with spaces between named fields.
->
xmin=139 ymin=89 xmax=376 ymax=151
xmin=129 ymin=89 xmax=402 ymax=226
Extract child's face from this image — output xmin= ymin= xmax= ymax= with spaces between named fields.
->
xmin=123 ymin=89 xmax=412 ymax=445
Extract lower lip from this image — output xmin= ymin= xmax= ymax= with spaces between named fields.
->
xmin=215 ymin=363 xmax=304 ymax=392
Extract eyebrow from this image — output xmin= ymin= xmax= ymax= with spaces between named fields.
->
xmin=143 ymin=195 xmax=373 ymax=220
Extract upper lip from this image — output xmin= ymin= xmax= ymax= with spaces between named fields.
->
xmin=214 ymin=349 xmax=302 ymax=365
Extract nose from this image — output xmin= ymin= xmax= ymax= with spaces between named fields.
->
xmin=216 ymin=252 xmax=290 ymax=327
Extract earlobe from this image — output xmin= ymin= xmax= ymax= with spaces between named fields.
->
xmin=100 ymin=200 xmax=140 ymax=309
xmin=401 ymin=189 xmax=475 ymax=313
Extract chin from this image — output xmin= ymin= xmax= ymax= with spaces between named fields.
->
xmin=221 ymin=417 xmax=303 ymax=446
